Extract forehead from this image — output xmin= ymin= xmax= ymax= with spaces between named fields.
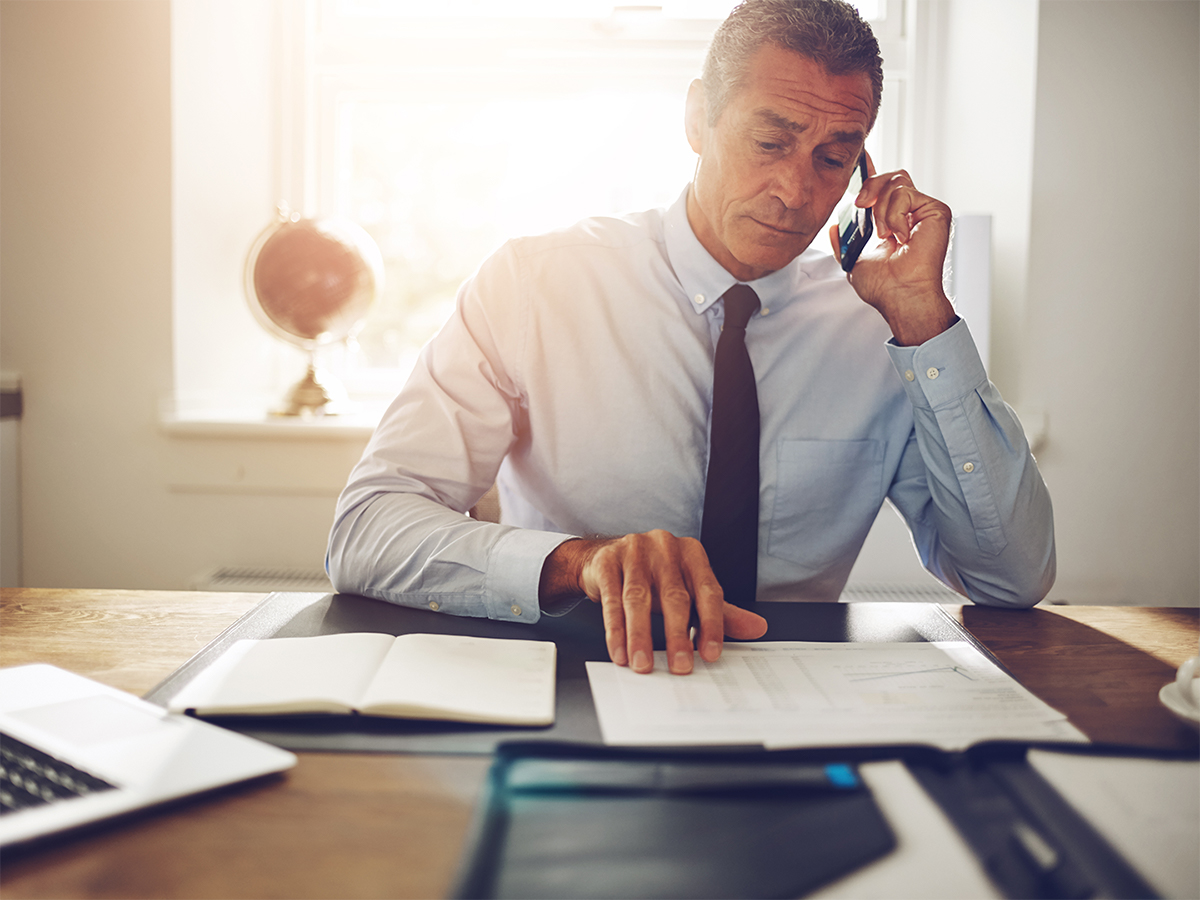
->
xmin=726 ymin=43 xmax=873 ymax=138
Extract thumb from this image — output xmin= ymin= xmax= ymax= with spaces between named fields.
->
xmin=722 ymin=603 xmax=769 ymax=640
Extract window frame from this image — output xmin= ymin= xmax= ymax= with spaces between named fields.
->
xmin=169 ymin=0 xmax=911 ymax=423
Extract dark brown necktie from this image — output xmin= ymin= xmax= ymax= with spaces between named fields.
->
xmin=700 ymin=284 xmax=760 ymax=608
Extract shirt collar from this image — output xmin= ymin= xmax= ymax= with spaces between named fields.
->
xmin=663 ymin=184 xmax=828 ymax=318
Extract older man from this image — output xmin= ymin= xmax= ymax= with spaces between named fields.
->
xmin=327 ymin=0 xmax=1055 ymax=676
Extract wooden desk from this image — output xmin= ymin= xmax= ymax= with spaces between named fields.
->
xmin=1 ymin=589 xmax=1196 ymax=899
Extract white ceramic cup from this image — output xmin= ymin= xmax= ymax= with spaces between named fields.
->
xmin=1176 ymin=656 xmax=1200 ymax=712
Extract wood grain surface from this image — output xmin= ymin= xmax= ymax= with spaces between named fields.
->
xmin=1 ymin=589 xmax=1196 ymax=899
xmin=1 ymin=752 xmax=487 ymax=900
xmin=0 ymin=588 xmax=490 ymax=900
xmin=951 ymin=604 xmax=1199 ymax=750
xmin=1 ymin=589 xmax=266 ymax=694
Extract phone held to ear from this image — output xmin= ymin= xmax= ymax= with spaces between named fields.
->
xmin=837 ymin=153 xmax=872 ymax=273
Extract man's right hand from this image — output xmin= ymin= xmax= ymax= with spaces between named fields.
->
xmin=538 ymin=531 xmax=768 ymax=675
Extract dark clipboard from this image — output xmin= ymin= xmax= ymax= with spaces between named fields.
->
xmin=452 ymin=740 xmax=1168 ymax=900
xmin=144 ymin=592 xmax=990 ymax=754
xmin=451 ymin=741 xmax=897 ymax=900
xmin=909 ymin=742 xmax=1166 ymax=900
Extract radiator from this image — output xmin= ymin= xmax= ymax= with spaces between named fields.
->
xmin=192 ymin=566 xmax=332 ymax=593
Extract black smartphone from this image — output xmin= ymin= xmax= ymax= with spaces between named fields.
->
xmin=836 ymin=153 xmax=872 ymax=272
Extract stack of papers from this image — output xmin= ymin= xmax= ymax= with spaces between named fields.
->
xmin=586 ymin=642 xmax=1086 ymax=751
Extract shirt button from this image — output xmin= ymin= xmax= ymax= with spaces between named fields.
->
xmin=760 ymin=307 xmax=769 ymax=316
xmin=904 ymin=369 xmax=915 ymax=382
xmin=962 ymin=462 xmax=975 ymax=473
xmin=926 ymin=367 xmax=940 ymax=380
xmin=429 ymin=601 xmax=440 ymax=611
xmin=511 ymin=605 xmax=522 ymax=616
xmin=693 ymin=293 xmax=705 ymax=304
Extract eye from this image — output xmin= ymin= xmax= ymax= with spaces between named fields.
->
xmin=822 ymin=156 xmax=848 ymax=169
xmin=757 ymin=141 xmax=783 ymax=152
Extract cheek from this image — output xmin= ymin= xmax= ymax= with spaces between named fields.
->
xmin=700 ymin=141 xmax=767 ymax=205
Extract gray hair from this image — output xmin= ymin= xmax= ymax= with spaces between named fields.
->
xmin=701 ymin=0 xmax=883 ymax=130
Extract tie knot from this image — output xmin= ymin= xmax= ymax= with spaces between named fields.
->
xmin=722 ymin=284 xmax=760 ymax=330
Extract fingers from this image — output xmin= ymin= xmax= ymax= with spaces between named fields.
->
xmin=680 ymin=538 xmax=725 ymax=663
xmin=858 ymin=169 xmax=915 ymax=243
xmin=723 ymin=604 xmax=769 ymax=641
xmin=593 ymin=554 xmax=629 ymax=667
xmin=654 ymin=539 xmax=698 ymax=676
xmin=619 ymin=542 xmax=657 ymax=674
xmin=858 ymin=169 xmax=950 ymax=247
xmin=578 ymin=530 xmax=727 ymax=675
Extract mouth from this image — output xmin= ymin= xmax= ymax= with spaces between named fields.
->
xmin=748 ymin=217 xmax=806 ymax=237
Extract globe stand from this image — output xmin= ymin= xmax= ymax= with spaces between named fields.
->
xmin=273 ymin=355 xmax=348 ymax=418
xmin=245 ymin=208 xmax=382 ymax=420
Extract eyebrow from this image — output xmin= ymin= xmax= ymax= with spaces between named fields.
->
xmin=753 ymin=108 xmax=806 ymax=133
xmin=751 ymin=109 xmax=865 ymax=145
xmin=826 ymin=129 xmax=866 ymax=145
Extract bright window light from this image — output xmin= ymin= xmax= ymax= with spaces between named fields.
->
xmin=169 ymin=0 xmax=906 ymax=415
xmin=339 ymin=89 xmax=697 ymax=372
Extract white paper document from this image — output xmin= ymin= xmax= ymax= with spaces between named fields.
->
xmin=586 ymin=642 xmax=1087 ymax=751
xmin=1028 ymin=751 xmax=1200 ymax=900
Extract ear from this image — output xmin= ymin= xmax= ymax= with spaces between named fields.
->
xmin=684 ymin=79 xmax=707 ymax=155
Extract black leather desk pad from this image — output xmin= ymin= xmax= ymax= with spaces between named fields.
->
xmin=145 ymin=593 xmax=983 ymax=755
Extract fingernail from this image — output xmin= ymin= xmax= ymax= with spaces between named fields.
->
xmin=632 ymin=650 xmax=651 ymax=672
xmin=673 ymin=651 xmax=693 ymax=674
xmin=613 ymin=645 xmax=628 ymax=666
xmin=703 ymin=641 xmax=721 ymax=662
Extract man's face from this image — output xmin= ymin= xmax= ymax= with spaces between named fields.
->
xmin=685 ymin=44 xmax=874 ymax=282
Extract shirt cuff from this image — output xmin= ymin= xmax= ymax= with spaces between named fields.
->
xmin=484 ymin=528 xmax=578 ymax=624
xmin=886 ymin=317 xmax=989 ymax=409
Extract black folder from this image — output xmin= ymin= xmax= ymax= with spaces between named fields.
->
xmin=452 ymin=740 xmax=1166 ymax=900
xmin=452 ymin=741 xmax=897 ymax=900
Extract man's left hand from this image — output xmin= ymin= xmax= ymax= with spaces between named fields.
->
xmin=829 ymin=160 xmax=957 ymax=346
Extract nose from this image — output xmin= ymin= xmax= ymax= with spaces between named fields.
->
xmin=772 ymin=158 xmax=813 ymax=211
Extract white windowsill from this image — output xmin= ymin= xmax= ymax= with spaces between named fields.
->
xmin=160 ymin=407 xmax=383 ymax=441
xmin=159 ymin=404 xmax=382 ymax=495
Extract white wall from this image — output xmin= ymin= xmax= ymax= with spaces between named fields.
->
xmin=0 ymin=0 xmax=350 ymax=590
xmin=2 ymin=0 xmax=1197 ymax=605
xmin=908 ymin=0 xmax=1040 ymax=395
xmin=1021 ymin=0 xmax=1199 ymax=604
xmin=854 ymin=0 xmax=1199 ymax=606
xmin=848 ymin=0 xmax=1043 ymax=590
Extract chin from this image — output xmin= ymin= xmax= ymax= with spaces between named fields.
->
xmin=734 ymin=244 xmax=807 ymax=277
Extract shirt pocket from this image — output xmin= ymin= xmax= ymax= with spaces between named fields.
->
xmin=767 ymin=439 xmax=885 ymax=572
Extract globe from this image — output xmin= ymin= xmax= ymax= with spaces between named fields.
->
xmin=245 ymin=209 xmax=383 ymax=416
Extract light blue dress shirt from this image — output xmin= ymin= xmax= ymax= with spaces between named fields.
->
xmin=327 ymin=187 xmax=1055 ymax=622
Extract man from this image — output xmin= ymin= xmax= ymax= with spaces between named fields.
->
xmin=327 ymin=0 xmax=1055 ymax=677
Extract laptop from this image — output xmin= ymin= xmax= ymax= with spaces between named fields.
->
xmin=0 ymin=663 xmax=296 ymax=847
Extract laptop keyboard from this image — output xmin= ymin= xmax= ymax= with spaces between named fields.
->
xmin=0 ymin=732 xmax=116 ymax=814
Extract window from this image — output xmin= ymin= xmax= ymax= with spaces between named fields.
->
xmin=171 ymin=0 xmax=909 ymax=419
